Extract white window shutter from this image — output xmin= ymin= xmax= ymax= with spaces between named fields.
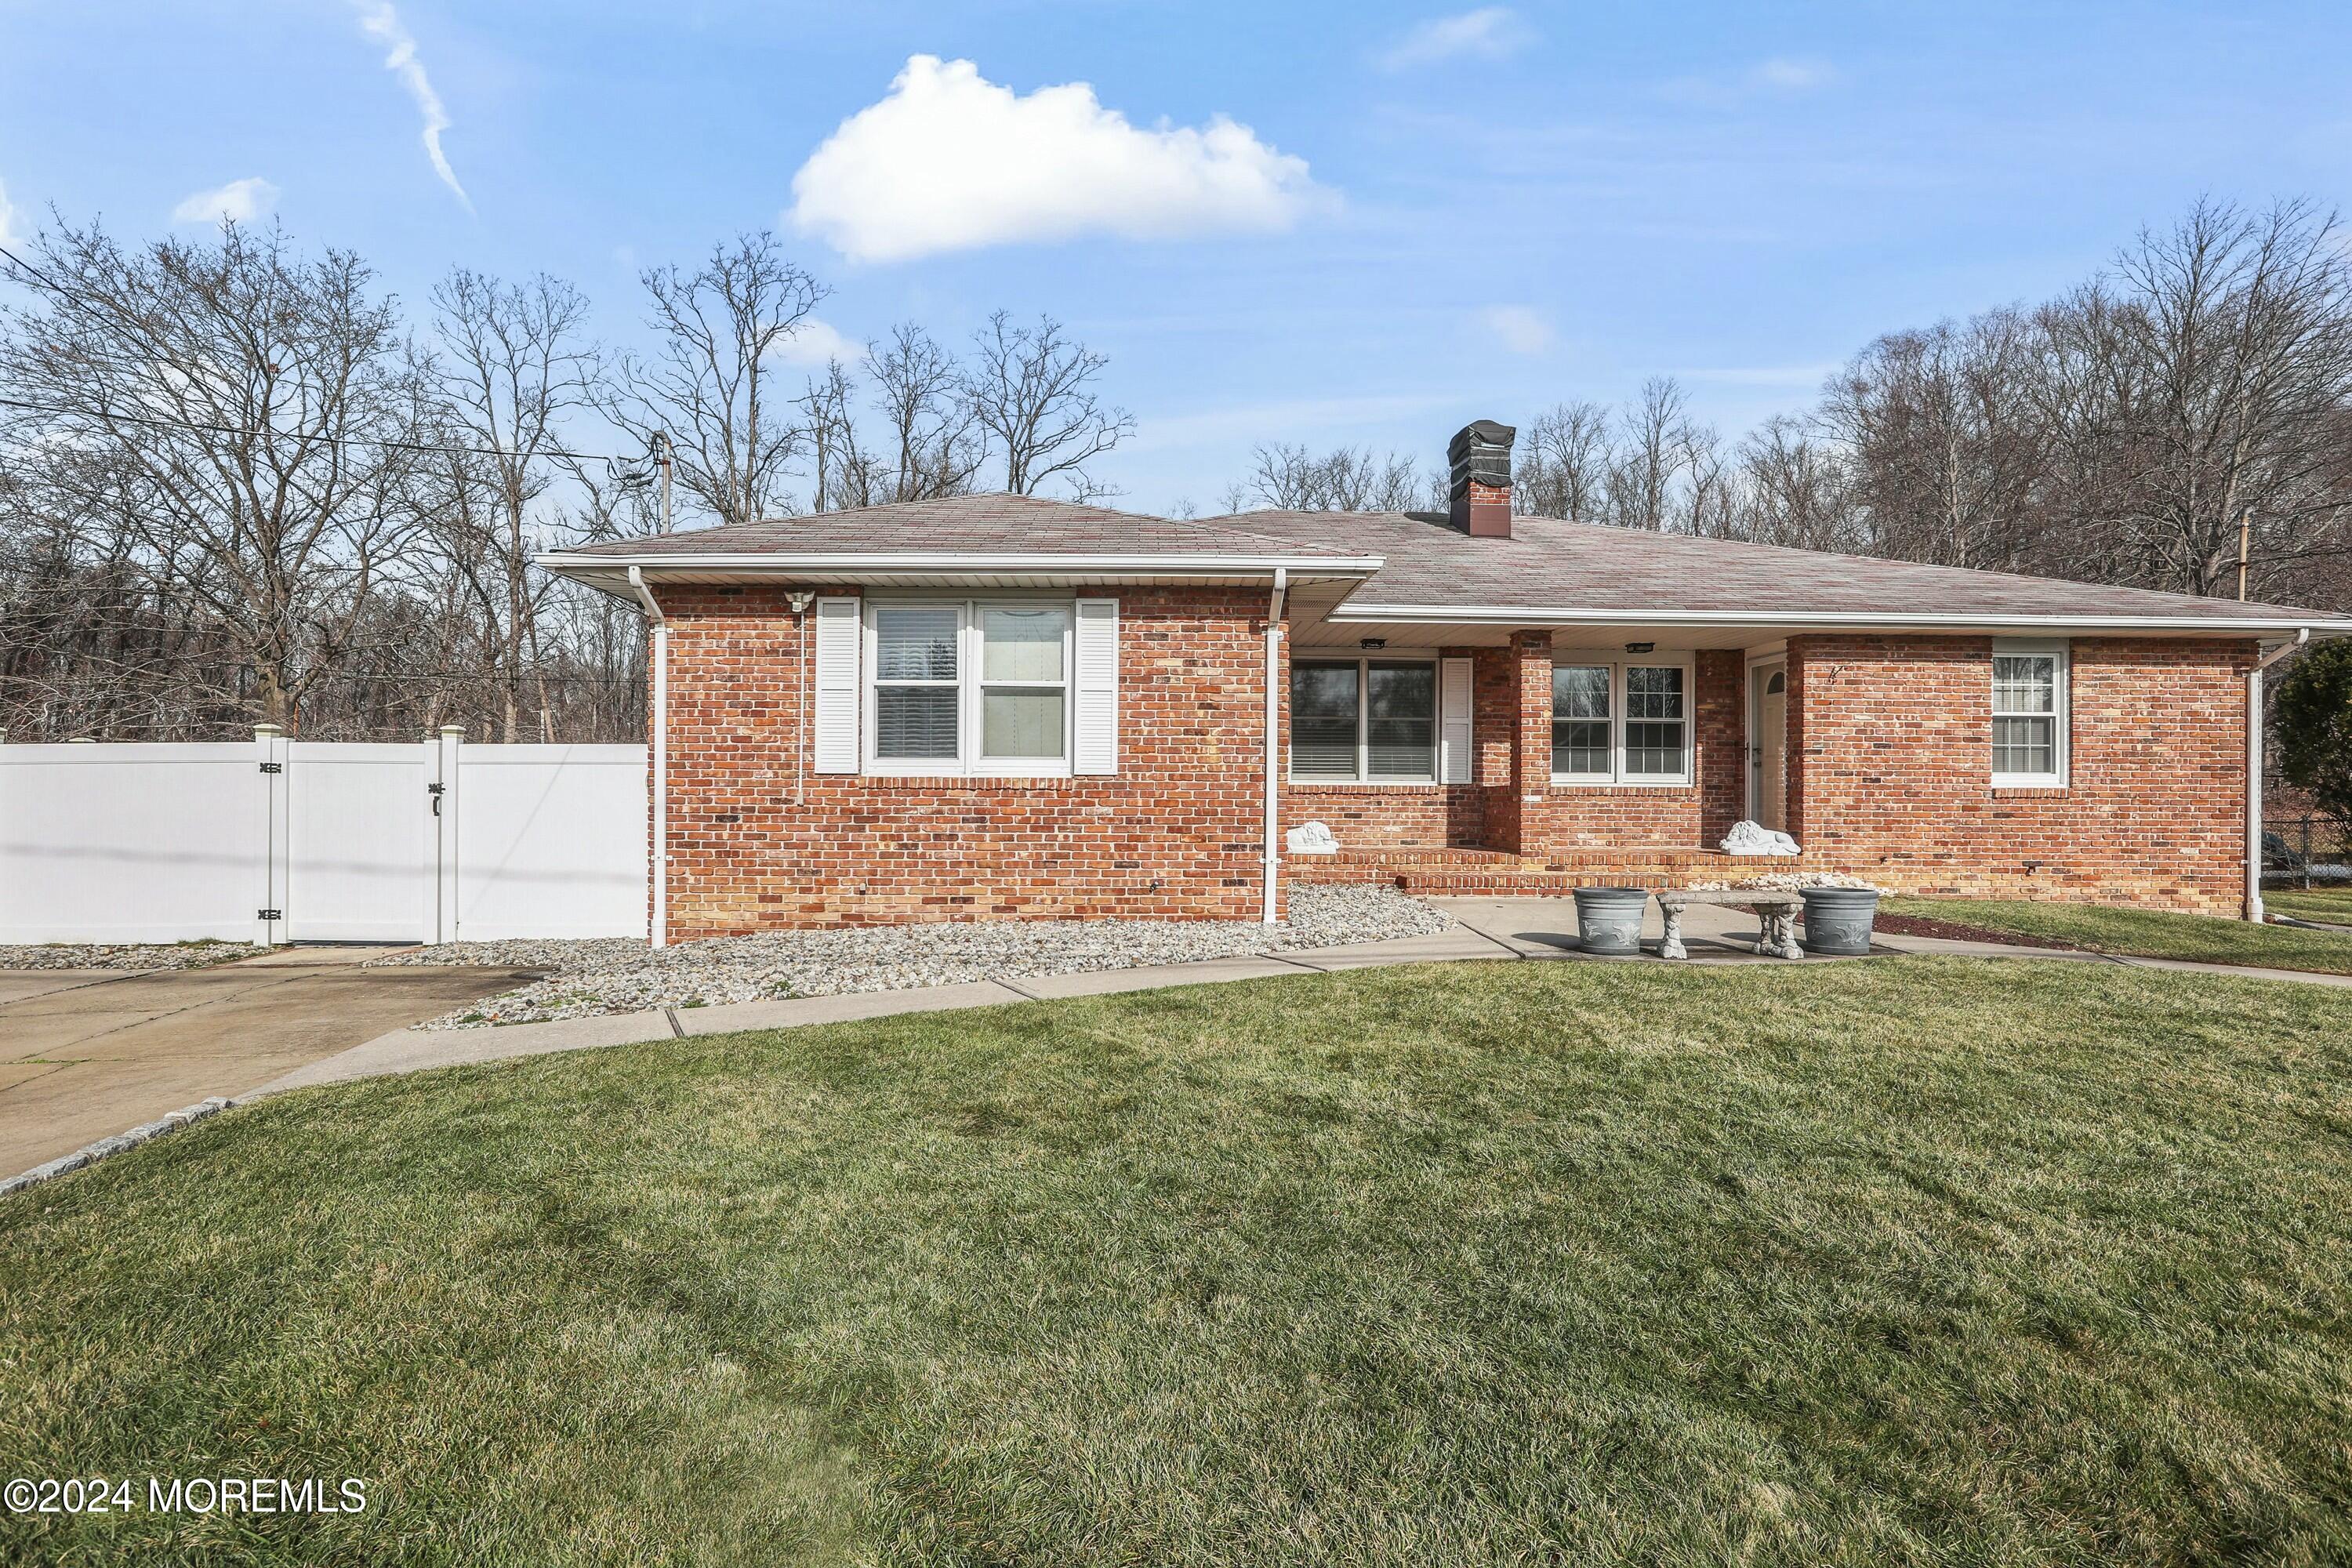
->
xmin=814 ymin=596 xmax=861 ymax=773
xmin=1073 ymin=597 xmax=1120 ymax=775
xmin=1439 ymin=656 xmax=1473 ymax=784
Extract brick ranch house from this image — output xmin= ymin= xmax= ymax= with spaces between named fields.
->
xmin=539 ymin=422 xmax=2352 ymax=942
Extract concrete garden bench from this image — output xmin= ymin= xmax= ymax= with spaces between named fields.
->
xmin=1655 ymin=889 xmax=1804 ymax=960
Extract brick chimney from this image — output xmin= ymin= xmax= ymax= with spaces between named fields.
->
xmin=1447 ymin=419 xmax=1515 ymax=538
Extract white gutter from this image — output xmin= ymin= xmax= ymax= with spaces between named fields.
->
xmin=1263 ymin=567 xmax=1288 ymax=924
xmin=1328 ymin=604 xmax=2352 ymax=635
xmin=2246 ymin=629 xmax=2312 ymax=924
xmin=629 ymin=566 xmax=669 ymax=950
xmin=539 ymin=550 xmax=1381 ymax=577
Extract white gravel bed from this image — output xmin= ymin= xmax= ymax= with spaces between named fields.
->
xmin=368 ymin=937 xmax=648 ymax=972
xmin=394 ymin=884 xmax=1453 ymax=1029
xmin=0 ymin=940 xmax=262 ymax=971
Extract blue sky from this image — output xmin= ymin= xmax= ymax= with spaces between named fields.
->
xmin=2 ymin=1 xmax=2348 ymax=513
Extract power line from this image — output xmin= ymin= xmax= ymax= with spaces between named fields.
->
xmin=0 ymin=394 xmax=633 ymax=465
xmin=0 ymin=242 xmax=650 ymax=466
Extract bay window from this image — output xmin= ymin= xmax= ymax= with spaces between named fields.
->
xmin=1290 ymin=658 xmax=1437 ymax=782
xmin=1991 ymin=639 xmax=2068 ymax=786
xmin=865 ymin=601 xmax=1073 ymax=775
xmin=1551 ymin=659 xmax=1690 ymax=784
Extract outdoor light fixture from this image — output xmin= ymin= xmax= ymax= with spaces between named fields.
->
xmin=1360 ymin=637 xmax=1387 ymax=649
xmin=1624 ymin=641 xmax=1655 ymax=653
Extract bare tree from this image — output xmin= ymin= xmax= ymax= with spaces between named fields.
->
xmin=1515 ymin=401 xmax=1614 ymax=520
xmin=866 ymin=324 xmax=985 ymax=503
xmin=2085 ymin=198 xmax=2352 ymax=596
xmin=1820 ymin=312 xmax=2049 ymax=570
xmin=430 ymin=269 xmax=596 ymax=739
xmin=1604 ymin=378 xmax=1693 ymax=531
xmin=0 ymin=220 xmax=426 ymax=731
xmin=598 ymin=231 xmax=825 ymax=528
xmin=1734 ymin=415 xmax=1859 ymax=550
xmin=796 ymin=358 xmax=880 ymax=514
xmin=966 ymin=311 xmax=1134 ymax=499
xmin=1236 ymin=443 xmax=1429 ymax=511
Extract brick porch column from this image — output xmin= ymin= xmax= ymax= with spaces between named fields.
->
xmin=1505 ymin=629 xmax=1552 ymax=854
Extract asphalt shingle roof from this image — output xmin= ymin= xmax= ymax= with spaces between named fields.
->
xmin=560 ymin=493 xmax=1367 ymax=559
xmin=1211 ymin=509 xmax=2336 ymax=624
xmin=550 ymin=491 xmax=2342 ymax=624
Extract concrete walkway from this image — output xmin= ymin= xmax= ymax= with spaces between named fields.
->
xmin=13 ymin=902 xmax=2348 ymax=1191
xmin=0 ymin=953 xmax=546 ymax=1172
xmin=253 ymin=898 xmax=2352 ymax=1101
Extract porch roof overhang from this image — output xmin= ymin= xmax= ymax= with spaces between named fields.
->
xmin=1307 ymin=602 xmax=2352 ymax=648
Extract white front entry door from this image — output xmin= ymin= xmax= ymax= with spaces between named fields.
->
xmin=1752 ymin=665 xmax=1788 ymax=832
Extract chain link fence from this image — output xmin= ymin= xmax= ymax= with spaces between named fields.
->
xmin=2263 ymin=816 xmax=2352 ymax=887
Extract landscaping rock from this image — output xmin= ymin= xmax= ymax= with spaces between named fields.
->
xmin=387 ymin=884 xmax=1454 ymax=1029
xmin=0 ymin=941 xmax=261 ymax=971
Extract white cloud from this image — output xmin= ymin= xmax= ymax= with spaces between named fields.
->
xmin=789 ymin=56 xmax=1330 ymax=263
xmin=0 ymin=177 xmax=20 ymax=249
xmin=768 ymin=316 xmax=862 ymax=368
xmin=1660 ymin=56 xmax=1839 ymax=105
xmin=1750 ymin=57 xmax=1837 ymax=92
xmin=1377 ymin=8 xmax=1530 ymax=72
xmin=172 ymin=176 xmax=279 ymax=226
xmin=1482 ymin=304 xmax=1553 ymax=354
xmin=351 ymin=1 xmax=471 ymax=211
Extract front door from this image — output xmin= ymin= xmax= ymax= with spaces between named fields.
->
xmin=1751 ymin=665 xmax=1788 ymax=832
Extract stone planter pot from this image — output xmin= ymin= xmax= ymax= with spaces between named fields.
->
xmin=1798 ymin=887 xmax=1880 ymax=955
xmin=1572 ymin=887 xmax=1650 ymax=956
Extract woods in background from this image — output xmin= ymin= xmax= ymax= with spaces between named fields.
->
xmin=3 ymin=198 xmax=2347 ymax=745
xmin=0 ymin=225 xmax=1131 ymax=742
xmin=1507 ymin=198 xmax=2352 ymax=611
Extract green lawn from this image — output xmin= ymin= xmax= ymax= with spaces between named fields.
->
xmin=6 ymin=959 xmax=2352 ymax=1566
xmin=1881 ymin=894 xmax=2352 ymax=974
xmin=2265 ymin=885 xmax=2352 ymax=925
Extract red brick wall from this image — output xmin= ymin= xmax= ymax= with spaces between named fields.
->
xmin=1525 ymin=648 xmax=1744 ymax=852
xmin=1785 ymin=634 xmax=2255 ymax=911
xmin=654 ymin=592 xmax=2256 ymax=928
xmin=1286 ymin=641 xmax=1745 ymax=856
xmin=659 ymin=584 xmax=1276 ymax=935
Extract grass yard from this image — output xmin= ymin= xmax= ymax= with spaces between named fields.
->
xmin=2265 ymin=885 xmax=2352 ymax=925
xmin=5 ymin=958 xmax=2352 ymax=1566
xmin=1881 ymin=894 xmax=2352 ymax=974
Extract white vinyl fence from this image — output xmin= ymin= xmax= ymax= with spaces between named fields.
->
xmin=0 ymin=730 xmax=647 ymax=946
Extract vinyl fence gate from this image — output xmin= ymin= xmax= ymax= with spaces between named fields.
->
xmin=0 ymin=729 xmax=648 ymax=947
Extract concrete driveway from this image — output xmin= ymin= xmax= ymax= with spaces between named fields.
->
xmin=0 ymin=950 xmax=540 ymax=1175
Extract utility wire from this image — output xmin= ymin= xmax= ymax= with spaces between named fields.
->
xmin=0 ymin=242 xmax=653 ymax=466
xmin=0 ymin=394 xmax=634 ymax=465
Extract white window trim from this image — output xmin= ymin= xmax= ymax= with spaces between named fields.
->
xmin=1991 ymin=637 xmax=2070 ymax=789
xmin=862 ymin=598 xmax=1074 ymax=779
xmin=1549 ymin=655 xmax=1696 ymax=787
xmin=1288 ymin=655 xmax=1443 ymax=785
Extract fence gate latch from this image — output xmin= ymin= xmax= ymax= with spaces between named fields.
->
xmin=258 ymin=761 xmax=283 ymax=774
xmin=428 ymin=782 xmax=445 ymax=817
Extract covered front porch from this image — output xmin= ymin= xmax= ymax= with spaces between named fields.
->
xmin=1279 ymin=622 xmax=1796 ymax=890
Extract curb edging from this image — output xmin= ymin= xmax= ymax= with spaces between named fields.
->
xmin=1 ymin=1097 xmax=236 ymax=1197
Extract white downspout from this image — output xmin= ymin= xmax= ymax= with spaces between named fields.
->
xmin=2245 ymin=628 xmax=2310 ymax=924
xmin=1263 ymin=567 xmax=1289 ymax=924
xmin=630 ymin=566 xmax=669 ymax=949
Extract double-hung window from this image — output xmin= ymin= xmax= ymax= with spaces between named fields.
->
xmin=865 ymin=601 xmax=1073 ymax=775
xmin=1550 ymin=659 xmax=1691 ymax=784
xmin=1290 ymin=659 xmax=1437 ymax=782
xmin=1991 ymin=639 xmax=2068 ymax=786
